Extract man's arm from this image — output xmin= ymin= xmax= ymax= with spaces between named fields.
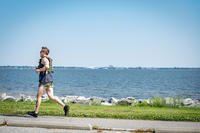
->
xmin=36 ymin=66 xmax=46 ymax=72
xmin=36 ymin=58 xmax=49 ymax=72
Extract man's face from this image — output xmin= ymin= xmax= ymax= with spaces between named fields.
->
xmin=40 ymin=49 xmax=46 ymax=58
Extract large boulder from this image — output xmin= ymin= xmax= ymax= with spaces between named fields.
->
xmin=41 ymin=94 xmax=49 ymax=101
xmin=183 ymin=98 xmax=194 ymax=106
xmin=117 ymin=99 xmax=132 ymax=106
xmin=89 ymin=97 xmax=104 ymax=105
xmin=183 ymin=98 xmax=200 ymax=107
xmin=0 ymin=93 xmax=6 ymax=100
xmin=108 ymin=97 xmax=119 ymax=104
xmin=60 ymin=96 xmax=65 ymax=103
xmin=117 ymin=97 xmax=135 ymax=106
xmin=145 ymin=99 xmax=150 ymax=104
xmin=194 ymin=99 xmax=200 ymax=107
xmin=117 ymin=98 xmax=132 ymax=106
xmin=17 ymin=94 xmax=26 ymax=101
xmin=16 ymin=94 xmax=33 ymax=102
xmin=76 ymin=96 xmax=87 ymax=101
xmin=24 ymin=96 xmax=34 ymax=102
xmin=126 ymin=97 xmax=135 ymax=101
xmin=76 ymin=96 xmax=90 ymax=104
xmin=2 ymin=95 xmax=16 ymax=101
xmin=136 ymin=99 xmax=150 ymax=106
xmin=63 ymin=96 xmax=78 ymax=103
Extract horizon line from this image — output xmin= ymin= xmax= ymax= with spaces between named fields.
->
xmin=0 ymin=65 xmax=200 ymax=69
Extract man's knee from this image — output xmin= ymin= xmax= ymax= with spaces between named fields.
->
xmin=48 ymin=95 xmax=55 ymax=100
xmin=37 ymin=93 xmax=42 ymax=98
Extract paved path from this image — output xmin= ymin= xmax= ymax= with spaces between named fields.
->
xmin=0 ymin=115 xmax=200 ymax=133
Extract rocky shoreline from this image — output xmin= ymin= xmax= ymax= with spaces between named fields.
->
xmin=0 ymin=93 xmax=200 ymax=107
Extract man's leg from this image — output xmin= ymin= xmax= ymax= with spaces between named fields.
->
xmin=34 ymin=85 xmax=44 ymax=113
xmin=46 ymin=86 xmax=70 ymax=116
xmin=46 ymin=86 xmax=65 ymax=107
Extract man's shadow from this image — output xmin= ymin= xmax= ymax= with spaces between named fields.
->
xmin=1 ymin=114 xmax=34 ymax=118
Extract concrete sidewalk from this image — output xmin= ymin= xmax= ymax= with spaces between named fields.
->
xmin=0 ymin=115 xmax=200 ymax=133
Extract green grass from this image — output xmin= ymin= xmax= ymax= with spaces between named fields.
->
xmin=149 ymin=96 xmax=184 ymax=107
xmin=0 ymin=100 xmax=200 ymax=122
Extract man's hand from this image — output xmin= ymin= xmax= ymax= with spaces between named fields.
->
xmin=36 ymin=68 xmax=40 ymax=73
xmin=36 ymin=67 xmax=46 ymax=73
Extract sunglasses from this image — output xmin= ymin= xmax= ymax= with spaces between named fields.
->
xmin=40 ymin=50 xmax=45 ymax=53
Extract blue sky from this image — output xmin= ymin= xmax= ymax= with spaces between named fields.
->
xmin=0 ymin=0 xmax=199 ymax=67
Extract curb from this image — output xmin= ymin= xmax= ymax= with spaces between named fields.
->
xmin=92 ymin=126 xmax=155 ymax=132
xmin=4 ymin=119 xmax=91 ymax=130
xmin=6 ymin=121 xmax=91 ymax=130
xmin=2 ymin=117 xmax=155 ymax=132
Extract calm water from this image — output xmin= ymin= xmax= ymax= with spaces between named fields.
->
xmin=0 ymin=67 xmax=200 ymax=99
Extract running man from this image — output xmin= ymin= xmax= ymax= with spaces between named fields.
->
xmin=28 ymin=47 xmax=69 ymax=117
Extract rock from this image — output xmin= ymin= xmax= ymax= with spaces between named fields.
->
xmin=117 ymin=97 xmax=136 ymax=106
xmin=194 ymin=100 xmax=200 ymax=107
xmin=145 ymin=99 xmax=150 ymax=104
xmin=2 ymin=95 xmax=16 ymax=101
xmin=17 ymin=94 xmax=26 ymax=101
xmin=41 ymin=94 xmax=49 ymax=101
xmin=138 ymin=99 xmax=142 ymax=104
xmin=24 ymin=96 xmax=34 ymax=102
xmin=0 ymin=93 xmax=6 ymax=100
xmin=77 ymin=96 xmax=87 ymax=101
xmin=63 ymin=96 xmax=78 ymax=103
xmin=76 ymin=96 xmax=90 ymax=104
xmin=89 ymin=97 xmax=103 ymax=105
xmin=108 ymin=97 xmax=119 ymax=104
xmin=126 ymin=97 xmax=135 ymax=100
xmin=60 ymin=96 xmax=65 ymax=103
xmin=183 ymin=98 xmax=194 ymax=106
xmin=15 ymin=94 xmax=35 ymax=102
xmin=136 ymin=99 xmax=150 ymax=106
xmin=117 ymin=99 xmax=132 ymax=106
xmin=101 ymin=101 xmax=113 ymax=106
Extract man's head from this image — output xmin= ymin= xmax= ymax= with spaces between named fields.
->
xmin=40 ymin=46 xmax=49 ymax=58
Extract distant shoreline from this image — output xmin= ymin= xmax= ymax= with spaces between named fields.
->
xmin=0 ymin=66 xmax=200 ymax=69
